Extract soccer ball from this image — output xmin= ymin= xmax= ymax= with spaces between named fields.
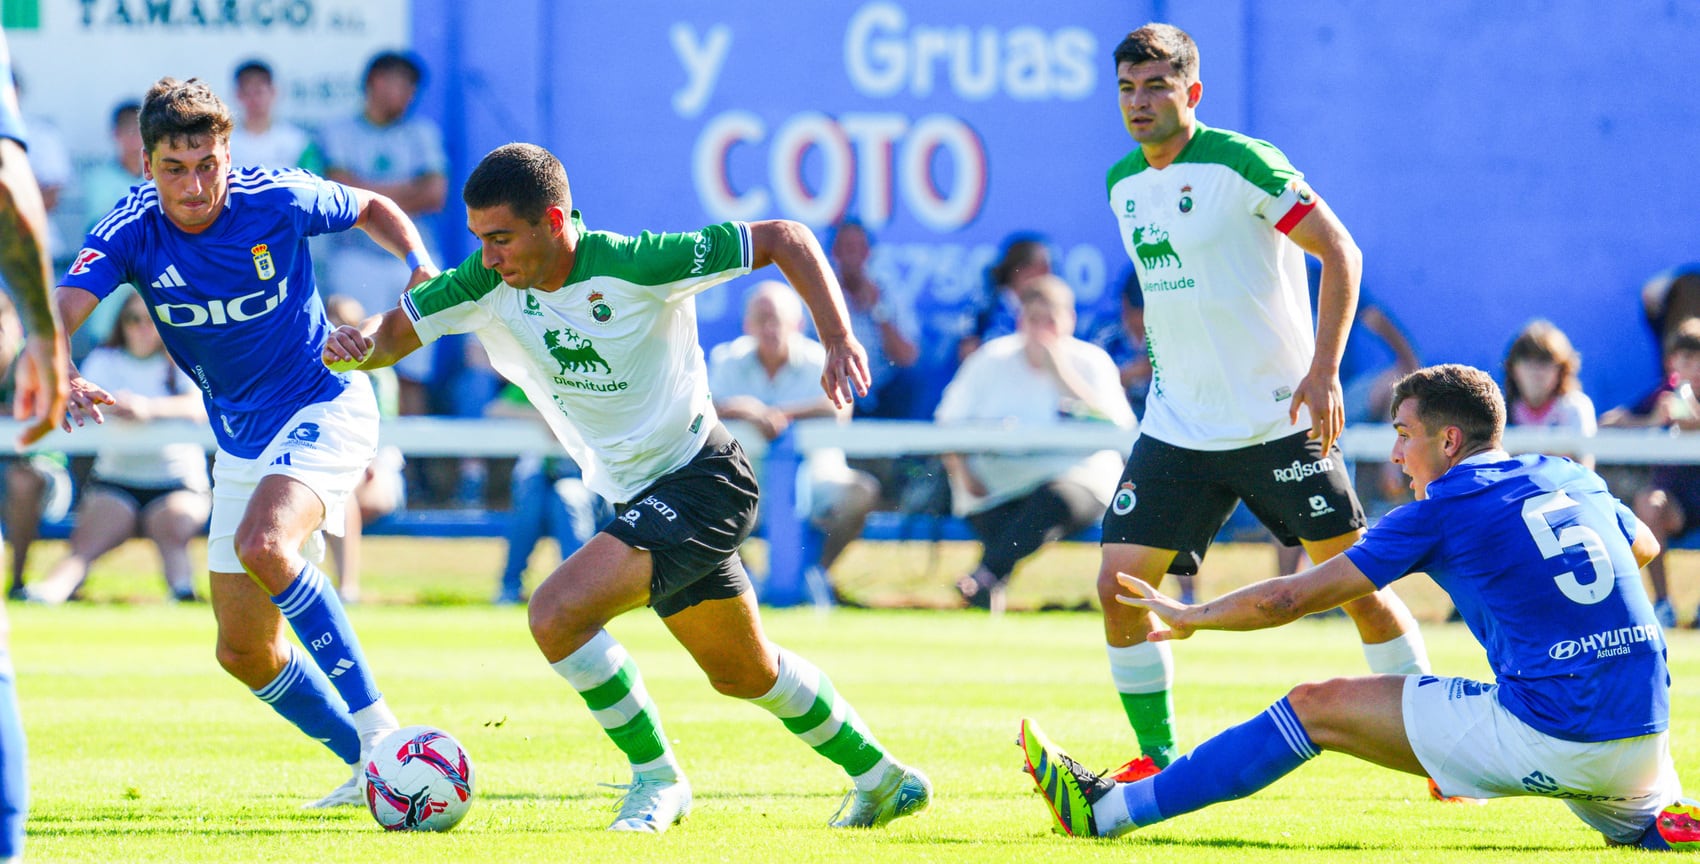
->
xmin=363 ymin=725 xmax=475 ymax=832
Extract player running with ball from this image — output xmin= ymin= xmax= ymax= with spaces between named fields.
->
xmin=57 ymin=78 xmax=434 ymax=807
xmin=323 ymin=143 xmax=930 ymax=833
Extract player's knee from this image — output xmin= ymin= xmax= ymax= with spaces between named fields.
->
xmin=232 ymin=527 xmax=288 ymax=575
xmin=702 ymin=659 xmax=777 ymax=699
xmin=1285 ymin=678 xmax=1350 ymax=734
xmin=214 ymin=639 xmax=274 ymax=683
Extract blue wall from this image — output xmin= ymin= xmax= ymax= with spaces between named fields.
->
xmin=410 ymin=0 xmax=1700 ymax=414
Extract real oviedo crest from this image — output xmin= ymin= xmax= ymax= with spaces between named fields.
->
xmin=251 ymin=244 xmax=276 ymax=280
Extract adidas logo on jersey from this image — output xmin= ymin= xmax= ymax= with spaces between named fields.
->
xmin=151 ymin=264 xmax=187 ymax=290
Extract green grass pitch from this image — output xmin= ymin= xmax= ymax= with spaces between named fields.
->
xmin=10 ymin=538 xmax=1699 ymax=862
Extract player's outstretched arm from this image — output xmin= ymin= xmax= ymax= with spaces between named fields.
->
xmin=0 ymin=137 xmax=68 ymax=446
xmin=323 ymin=307 xmax=422 ymax=373
xmin=747 ymin=219 xmax=870 ymax=408
xmin=1284 ymin=195 xmax=1362 ymax=454
xmin=1118 ymin=554 xmax=1376 ymax=640
xmin=51 ymin=287 xmax=116 ymax=432
xmin=349 ymin=188 xmax=438 ymax=283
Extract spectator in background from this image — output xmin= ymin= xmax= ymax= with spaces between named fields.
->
xmin=73 ymin=100 xmax=145 ymax=355
xmin=228 ymin=59 xmax=320 ymax=171
xmin=1087 ymin=269 xmax=1151 ymax=418
xmin=486 ymin=384 xmax=608 ymax=606
xmin=1640 ymin=264 xmax=1700 ymax=352
xmin=828 ymin=219 xmax=919 ymax=418
xmin=317 ymin=50 xmax=447 ymax=417
xmin=710 ymin=280 xmax=880 ymax=603
xmin=24 ymin=291 xmax=209 ymax=605
xmin=937 ymin=275 xmax=1134 ymax=612
xmin=0 ymin=293 xmax=70 ymax=600
xmin=80 ymin=100 xmax=144 ymax=234
xmin=1604 ymin=319 xmax=1700 ymax=628
xmin=322 ymin=295 xmax=405 ymax=603
xmin=957 ymin=233 xmax=1051 ymax=362
xmin=1504 ymin=319 xmax=1596 ymax=467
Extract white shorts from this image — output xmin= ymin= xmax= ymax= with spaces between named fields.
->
xmin=1404 ymin=675 xmax=1681 ymax=843
xmin=206 ymin=378 xmax=380 ymax=575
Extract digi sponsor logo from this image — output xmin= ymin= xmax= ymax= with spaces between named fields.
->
xmin=1273 ymin=457 xmax=1336 ymax=484
xmin=1548 ymin=623 xmax=1661 ymax=662
xmin=155 ymin=278 xmax=291 ymax=328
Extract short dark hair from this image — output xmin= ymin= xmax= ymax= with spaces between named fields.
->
xmin=138 ymin=78 xmax=231 ymax=154
xmin=234 ymin=58 xmax=273 ymax=85
xmin=364 ymin=50 xmax=422 ymax=88
xmin=1390 ymin=364 xmax=1505 ymax=449
xmin=463 ymin=143 xmax=571 ymax=224
xmin=1113 ymin=23 xmax=1199 ymax=80
xmin=1666 ymin=318 xmax=1700 ymax=358
xmin=112 ymin=100 xmax=141 ymax=131
xmin=988 ymin=233 xmax=1050 ymax=289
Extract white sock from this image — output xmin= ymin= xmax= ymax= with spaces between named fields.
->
xmin=352 ymin=698 xmax=398 ymax=746
xmin=1094 ymin=783 xmax=1133 ymax=836
xmin=1362 ymin=630 xmax=1430 ymax=675
xmin=1106 ymin=641 xmax=1173 ymax=695
xmin=749 ymin=648 xmax=893 ymax=792
xmin=550 ymin=630 xmax=623 ymax=690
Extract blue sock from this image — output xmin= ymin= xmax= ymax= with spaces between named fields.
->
xmin=0 ymin=649 xmax=25 ymax=860
xmin=272 ymin=562 xmax=382 ymax=714
xmin=1123 ymin=697 xmax=1320 ymax=829
xmin=252 ymin=646 xmax=361 ymax=764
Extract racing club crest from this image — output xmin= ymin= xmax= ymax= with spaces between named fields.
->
xmin=588 ymin=291 xmax=613 ymax=323
xmin=251 ymin=243 xmax=276 ymax=280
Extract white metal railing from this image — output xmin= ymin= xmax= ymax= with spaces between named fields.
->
xmin=0 ymin=416 xmax=1694 ymax=463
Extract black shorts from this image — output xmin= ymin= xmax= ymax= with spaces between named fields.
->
xmin=601 ymin=425 xmax=761 ymax=618
xmin=1101 ymin=430 xmax=1365 ymax=576
xmin=85 ymin=478 xmax=200 ymax=515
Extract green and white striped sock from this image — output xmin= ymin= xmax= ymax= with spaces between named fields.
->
xmin=749 ymin=647 xmax=893 ymax=792
xmin=551 ymin=630 xmax=680 ymax=780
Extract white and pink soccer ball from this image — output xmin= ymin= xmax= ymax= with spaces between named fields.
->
xmin=363 ymin=725 xmax=475 ymax=832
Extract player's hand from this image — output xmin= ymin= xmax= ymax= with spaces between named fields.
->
xmin=14 ymin=331 xmax=69 ymax=447
xmin=1290 ymin=367 xmax=1345 ymax=453
xmin=820 ymin=335 xmax=871 ymax=409
xmin=323 ymin=324 xmax=375 ymax=372
xmin=1114 ymin=573 xmax=1197 ymax=641
xmin=60 ymin=369 xmax=115 ymax=433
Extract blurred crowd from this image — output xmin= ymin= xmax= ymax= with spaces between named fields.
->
xmin=7 ymin=50 xmax=1699 ymax=618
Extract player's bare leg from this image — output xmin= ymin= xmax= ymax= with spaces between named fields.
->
xmin=1303 ymin=530 xmax=1428 ymax=672
xmin=663 ymin=581 xmax=929 ymax=828
xmin=1099 ymin=542 xmax=1179 ymax=776
xmin=530 ymin=534 xmax=685 ymax=831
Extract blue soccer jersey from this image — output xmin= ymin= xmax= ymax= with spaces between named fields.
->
xmin=61 ymin=167 xmax=359 ymax=457
xmin=1345 ymin=453 xmax=1667 ymax=743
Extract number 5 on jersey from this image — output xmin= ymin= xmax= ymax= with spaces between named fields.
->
xmin=1520 ymin=490 xmax=1615 ymax=605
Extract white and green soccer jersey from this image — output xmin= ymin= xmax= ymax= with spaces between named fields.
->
xmin=403 ymin=212 xmax=753 ymax=503
xmin=1107 ymin=124 xmax=1322 ymax=450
